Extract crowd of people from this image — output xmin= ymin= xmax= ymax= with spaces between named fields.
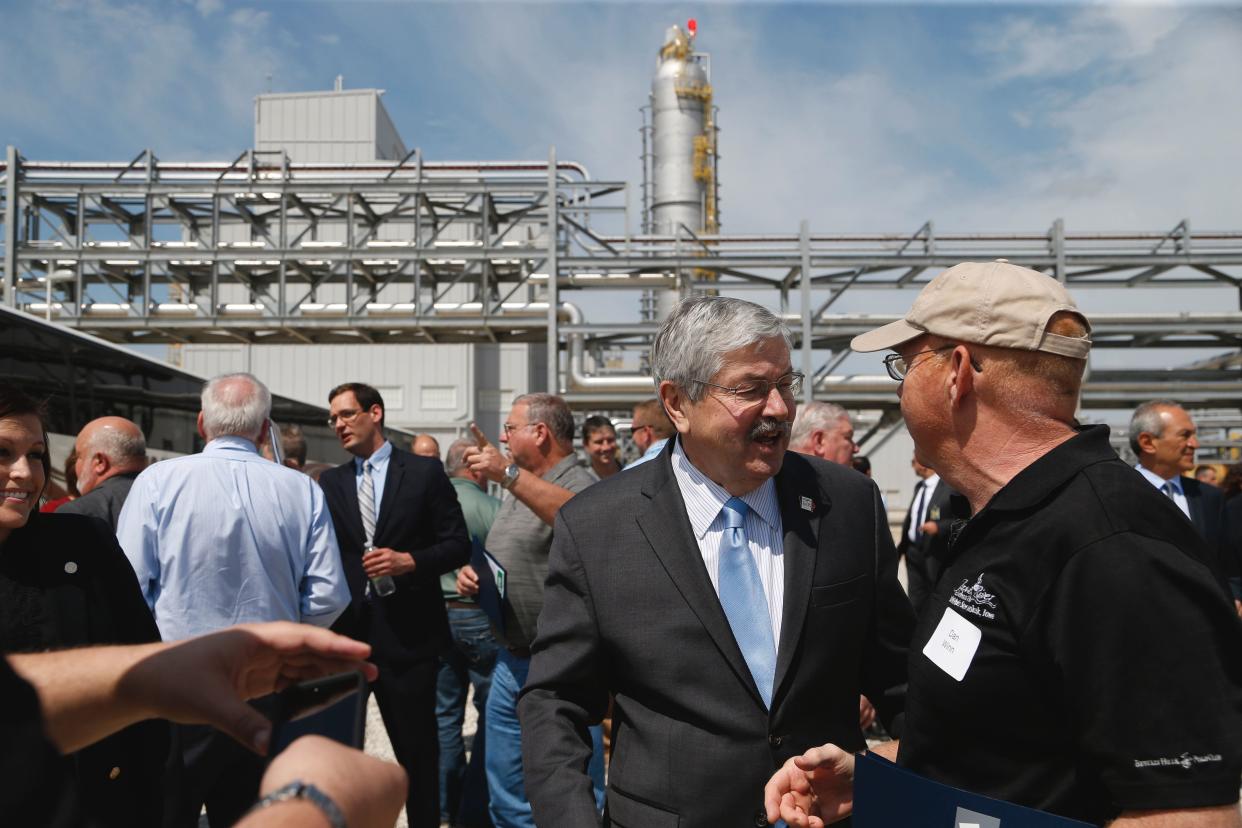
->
xmin=3 ymin=258 xmax=1242 ymax=828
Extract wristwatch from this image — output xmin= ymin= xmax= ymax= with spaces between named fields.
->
xmin=500 ymin=462 xmax=521 ymax=490
xmin=248 ymin=780 xmax=347 ymax=828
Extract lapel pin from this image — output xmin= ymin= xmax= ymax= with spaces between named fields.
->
xmin=64 ymin=561 xmax=78 ymax=575
xmin=800 ymin=496 xmax=815 ymax=513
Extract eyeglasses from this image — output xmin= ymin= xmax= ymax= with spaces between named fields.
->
xmin=502 ymin=422 xmax=538 ymax=437
xmin=694 ymin=372 xmax=804 ymax=405
xmin=883 ymin=345 xmax=983 ymax=381
xmin=327 ymin=408 xmax=364 ymax=427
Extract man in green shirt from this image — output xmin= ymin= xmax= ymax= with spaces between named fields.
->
xmin=437 ymin=437 xmax=502 ymax=828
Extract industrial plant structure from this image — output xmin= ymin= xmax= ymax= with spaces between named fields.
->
xmin=3 ymin=23 xmax=1240 ymax=489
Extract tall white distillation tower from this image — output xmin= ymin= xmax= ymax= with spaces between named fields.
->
xmin=645 ymin=19 xmax=719 ymax=319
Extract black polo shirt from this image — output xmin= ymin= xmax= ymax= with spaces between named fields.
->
xmin=898 ymin=425 xmax=1242 ymax=826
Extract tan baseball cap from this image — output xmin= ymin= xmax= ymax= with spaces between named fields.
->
xmin=850 ymin=260 xmax=1092 ymax=359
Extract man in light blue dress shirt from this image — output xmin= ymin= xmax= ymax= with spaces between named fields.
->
xmin=117 ymin=372 xmax=349 ymax=828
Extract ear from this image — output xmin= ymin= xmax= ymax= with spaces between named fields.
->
xmin=196 ymin=411 xmax=207 ymax=440
xmin=1135 ymin=432 xmax=1157 ymax=457
xmin=946 ymin=345 xmax=977 ymax=408
xmin=659 ymin=380 xmax=692 ymax=435
xmin=258 ymin=419 xmax=271 ymax=446
xmin=92 ymin=451 xmax=109 ymax=475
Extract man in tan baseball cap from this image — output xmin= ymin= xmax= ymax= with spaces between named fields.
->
xmin=764 ymin=260 xmax=1242 ymax=828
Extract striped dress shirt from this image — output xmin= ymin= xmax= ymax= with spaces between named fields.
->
xmin=670 ymin=439 xmax=785 ymax=648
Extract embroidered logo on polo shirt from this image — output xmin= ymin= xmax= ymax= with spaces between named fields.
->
xmin=1134 ymin=752 xmax=1222 ymax=770
xmin=949 ymin=573 xmax=997 ymax=620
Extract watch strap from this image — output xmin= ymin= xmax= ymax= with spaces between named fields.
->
xmin=249 ymin=780 xmax=347 ymax=828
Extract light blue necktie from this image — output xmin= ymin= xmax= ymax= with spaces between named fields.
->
xmin=718 ymin=497 xmax=777 ymax=709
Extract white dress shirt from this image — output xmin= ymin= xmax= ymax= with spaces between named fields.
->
xmin=670 ymin=438 xmax=785 ymax=647
xmin=1134 ymin=464 xmax=1191 ymax=519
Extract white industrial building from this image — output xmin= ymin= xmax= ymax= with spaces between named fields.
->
xmin=176 ymin=85 xmax=549 ymax=448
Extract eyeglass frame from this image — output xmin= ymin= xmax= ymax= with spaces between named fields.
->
xmin=502 ymin=421 xmax=541 ymax=438
xmin=326 ymin=407 xmax=368 ymax=428
xmin=882 ymin=344 xmax=983 ymax=382
xmin=691 ymin=371 xmax=805 ymax=405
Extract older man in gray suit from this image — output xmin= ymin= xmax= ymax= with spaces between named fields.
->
xmin=519 ymin=296 xmax=914 ymax=828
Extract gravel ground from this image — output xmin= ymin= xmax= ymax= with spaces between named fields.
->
xmin=364 ymin=684 xmax=478 ymax=828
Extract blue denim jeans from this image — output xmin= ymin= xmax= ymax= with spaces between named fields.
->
xmin=485 ymin=648 xmax=606 ymax=828
xmin=436 ymin=607 xmax=500 ymax=826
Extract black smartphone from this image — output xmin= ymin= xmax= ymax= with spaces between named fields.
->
xmin=268 ymin=670 xmax=367 ymax=756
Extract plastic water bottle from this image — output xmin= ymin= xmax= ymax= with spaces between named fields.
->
xmin=364 ymin=545 xmax=396 ymax=597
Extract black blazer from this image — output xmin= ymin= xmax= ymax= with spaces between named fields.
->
xmin=0 ymin=512 xmax=167 ymax=828
xmin=319 ymin=446 xmax=470 ymax=665
xmin=519 ymin=446 xmax=915 ymax=828
xmin=57 ymin=472 xmax=138 ymax=531
xmin=897 ymin=478 xmax=958 ymax=578
xmin=1182 ymin=477 xmax=1233 ymax=589
xmin=1185 ymin=476 xmax=1227 ymax=546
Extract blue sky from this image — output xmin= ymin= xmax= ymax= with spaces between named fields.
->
xmin=3 ymin=0 xmax=1239 ymax=237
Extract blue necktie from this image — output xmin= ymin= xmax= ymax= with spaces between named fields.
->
xmin=718 ymin=497 xmax=777 ymax=709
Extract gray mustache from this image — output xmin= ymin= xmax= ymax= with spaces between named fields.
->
xmin=749 ymin=419 xmax=791 ymax=441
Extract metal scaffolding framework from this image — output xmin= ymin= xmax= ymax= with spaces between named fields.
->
xmin=4 ymin=145 xmax=1242 ymax=412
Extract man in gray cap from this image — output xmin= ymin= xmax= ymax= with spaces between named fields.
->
xmin=765 ymin=261 xmax=1242 ymax=828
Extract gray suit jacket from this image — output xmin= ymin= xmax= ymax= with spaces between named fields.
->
xmin=519 ymin=444 xmax=914 ymax=828
xmin=59 ymin=473 xmax=138 ymax=531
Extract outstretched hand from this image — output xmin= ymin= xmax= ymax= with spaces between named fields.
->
xmin=764 ymin=744 xmax=857 ymax=827
xmin=119 ymin=622 xmax=377 ymax=755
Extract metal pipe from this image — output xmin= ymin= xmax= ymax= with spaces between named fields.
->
xmin=560 ymin=301 xmax=656 ymax=392
xmin=3 ymin=146 xmax=16 ymax=306
xmin=6 ymin=158 xmax=592 ymax=181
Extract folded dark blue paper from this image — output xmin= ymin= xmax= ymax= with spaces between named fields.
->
xmin=470 ymin=537 xmax=507 ymax=635
xmin=853 ymin=751 xmax=1094 ymax=828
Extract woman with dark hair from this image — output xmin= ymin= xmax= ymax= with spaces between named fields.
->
xmin=582 ymin=414 xmax=622 ymax=480
xmin=0 ymin=382 xmax=169 ymax=828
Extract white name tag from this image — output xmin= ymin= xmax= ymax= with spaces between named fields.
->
xmin=922 ymin=607 xmax=981 ymax=681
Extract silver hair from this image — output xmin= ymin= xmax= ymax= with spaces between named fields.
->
xmin=445 ymin=437 xmax=475 ymax=475
xmin=790 ymin=401 xmax=850 ymax=450
xmin=1128 ymin=399 xmax=1184 ymax=455
xmin=651 ymin=296 xmax=793 ymax=401
xmin=201 ymin=373 xmax=272 ymax=442
xmin=514 ymin=393 xmax=575 ymax=445
xmin=85 ymin=423 xmax=147 ymax=464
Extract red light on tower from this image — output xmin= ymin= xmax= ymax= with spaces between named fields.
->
xmin=687 ymin=18 xmax=698 ymax=38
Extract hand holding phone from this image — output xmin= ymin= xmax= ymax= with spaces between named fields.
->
xmin=268 ymin=671 xmax=367 ymax=757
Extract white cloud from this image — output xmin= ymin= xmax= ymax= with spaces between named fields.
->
xmin=948 ymin=6 xmax=1242 ymax=230
xmin=0 ymin=0 xmax=308 ymax=158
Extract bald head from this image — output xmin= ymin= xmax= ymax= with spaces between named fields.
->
xmin=412 ymin=433 xmax=441 ymax=459
xmin=74 ymin=416 xmax=147 ymax=494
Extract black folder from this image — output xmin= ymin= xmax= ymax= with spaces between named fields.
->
xmin=853 ymin=751 xmax=1094 ymax=828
